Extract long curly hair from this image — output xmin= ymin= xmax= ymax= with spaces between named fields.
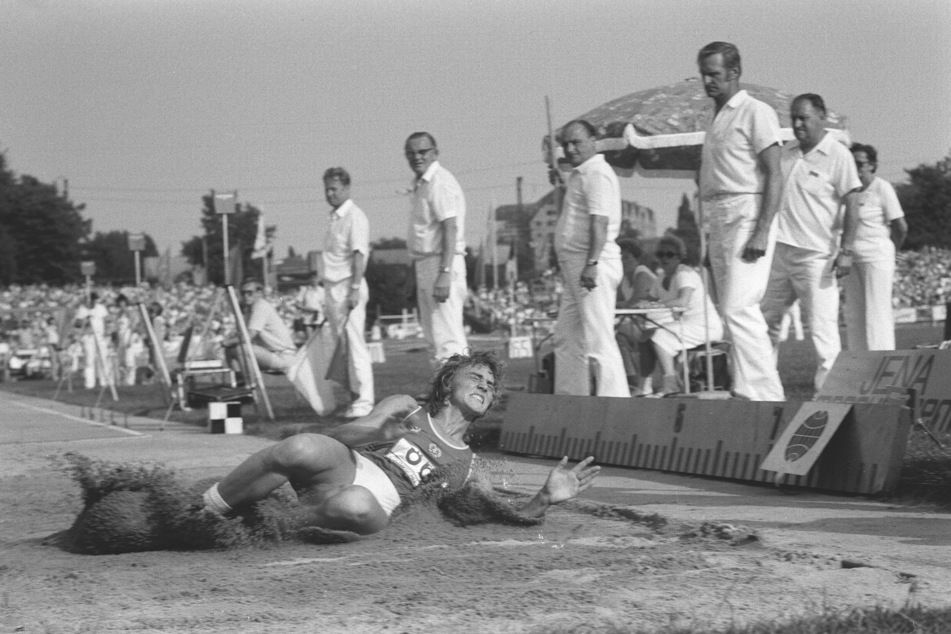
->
xmin=425 ymin=351 xmax=505 ymax=417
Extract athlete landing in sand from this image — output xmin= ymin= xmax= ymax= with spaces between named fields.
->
xmin=202 ymin=351 xmax=600 ymax=535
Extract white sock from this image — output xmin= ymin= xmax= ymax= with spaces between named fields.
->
xmin=638 ymin=376 xmax=653 ymax=395
xmin=202 ymin=483 xmax=233 ymax=515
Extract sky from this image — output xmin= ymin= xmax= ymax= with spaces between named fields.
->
xmin=1 ymin=0 xmax=949 ymax=260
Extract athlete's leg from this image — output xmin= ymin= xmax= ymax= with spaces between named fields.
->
xmin=214 ymin=433 xmax=356 ymax=510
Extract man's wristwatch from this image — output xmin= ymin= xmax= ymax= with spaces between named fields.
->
xmin=586 ymin=259 xmax=598 ymax=267
xmin=350 ymin=284 xmax=361 ymax=290
xmin=440 ymin=266 xmax=452 ymax=274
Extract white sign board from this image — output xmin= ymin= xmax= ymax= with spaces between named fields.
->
xmin=760 ymin=402 xmax=852 ymax=477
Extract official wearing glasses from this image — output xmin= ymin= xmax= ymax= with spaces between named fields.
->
xmin=405 ymin=132 xmax=469 ymax=367
xmin=225 ymin=281 xmax=297 ymax=375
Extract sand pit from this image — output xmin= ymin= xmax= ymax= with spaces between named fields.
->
xmin=2 ymin=394 xmax=951 ymax=633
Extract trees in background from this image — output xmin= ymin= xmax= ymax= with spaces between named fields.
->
xmin=896 ymin=151 xmax=951 ymax=251
xmin=181 ymin=194 xmax=266 ymax=285
xmin=85 ymin=230 xmax=159 ymax=284
xmin=0 ymin=153 xmax=90 ymax=285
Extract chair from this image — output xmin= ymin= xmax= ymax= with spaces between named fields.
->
xmin=683 ymin=342 xmax=731 ymax=393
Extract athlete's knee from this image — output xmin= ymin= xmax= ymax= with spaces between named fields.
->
xmin=321 ymin=487 xmax=388 ymax=535
xmin=268 ymin=434 xmax=326 ymax=472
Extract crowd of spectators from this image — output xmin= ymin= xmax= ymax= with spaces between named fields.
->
xmin=0 ymin=247 xmax=948 ymax=382
xmin=892 ymin=246 xmax=951 ymax=309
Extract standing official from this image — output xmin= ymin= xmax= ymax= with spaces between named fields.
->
xmin=405 ymin=132 xmax=468 ymax=366
xmin=552 ymin=120 xmax=629 ymax=397
xmin=75 ymin=292 xmax=110 ymax=389
xmin=842 ymin=143 xmax=908 ymax=351
xmin=697 ymin=41 xmax=785 ymax=401
xmin=761 ymin=94 xmax=860 ymax=391
xmin=321 ymin=167 xmax=375 ymax=419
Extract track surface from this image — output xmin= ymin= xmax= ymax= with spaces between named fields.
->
xmin=2 ymin=389 xmax=951 ymax=633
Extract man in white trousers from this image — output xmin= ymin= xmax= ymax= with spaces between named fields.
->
xmin=551 ymin=120 xmax=629 ymax=397
xmin=75 ymin=292 xmax=111 ymax=389
xmin=405 ymin=132 xmax=469 ymax=366
xmin=761 ymin=94 xmax=860 ymax=392
xmin=697 ymin=41 xmax=785 ymax=401
xmin=322 ymin=167 xmax=375 ymax=419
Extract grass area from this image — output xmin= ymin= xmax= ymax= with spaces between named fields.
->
xmin=4 ymin=325 xmax=950 ymax=505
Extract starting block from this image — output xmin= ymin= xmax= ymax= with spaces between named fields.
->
xmin=208 ymin=401 xmax=243 ymax=434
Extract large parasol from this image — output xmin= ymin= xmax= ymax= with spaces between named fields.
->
xmin=544 ymin=78 xmax=850 ymax=178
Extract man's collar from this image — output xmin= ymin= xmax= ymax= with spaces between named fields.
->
xmin=416 ymin=160 xmax=441 ymax=185
xmin=331 ymin=198 xmax=354 ymax=218
xmin=572 ymin=153 xmax=607 ymax=173
xmin=792 ymin=130 xmax=832 ymax=156
xmin=723 ymin=89 xmax=749 ymax=110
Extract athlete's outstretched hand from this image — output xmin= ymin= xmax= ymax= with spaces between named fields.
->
xmin=541 ymin=456 xmax=600 ymax=505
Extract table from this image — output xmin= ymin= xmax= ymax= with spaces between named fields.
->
xmin=526 ymin=307 xmax=690 ymax=395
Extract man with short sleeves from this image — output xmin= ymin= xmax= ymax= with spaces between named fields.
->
xmin=322 ymin=167 xmax=375 ymax=418
xmin=225 ymin=280 xmax=297 ymax=375
xmin=697 ymin=41 xmax=785 ymax=401
xmin=551 ymin=120 xmax=629 ymax=397
xmin=405 ymin=132 xmax=468 ymax=366
xmin=761 ymin=94 xmax=860 ymax=391
xmin=75 ymin=292 xmax=111 ymax=389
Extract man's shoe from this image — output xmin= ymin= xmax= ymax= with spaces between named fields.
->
xmin=343 ymin=406 xmax=373 ymax=419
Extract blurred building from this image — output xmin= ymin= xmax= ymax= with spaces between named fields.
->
xmin=527 ymin=189 xmax=657 ymax=274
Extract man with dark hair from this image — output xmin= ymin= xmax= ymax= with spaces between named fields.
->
xmin=697 ymin=41 xmax=785 ymax=401
xmin=551 ymin=120 xmax=629 ymax=397
xmin=202 ymin=351 xmax=599 ymax=535
xmin=404 ymin=131 xmax=468 ymax=366
xmin=761 ymin=94 xmax=860 ymax=391
xmin=842 ymin=142 xmax=908 ymax=351
xmin=321 ymin=166 xmax=374 ymax=418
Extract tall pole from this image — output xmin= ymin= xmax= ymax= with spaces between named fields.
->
xmin=262 ymin=252 xmax=268 ymax=292
xmin=134 ymin=251 xmax=141 ymax=286
xmin=222 ymin=213 xmax=230 ymax=286
xmin=490 ymin=198 xmax=498 ymax=291
xmin=545 ymin=96 xmax=562 ymax=269
xmin=201 ymin=236 xmax=209 ymax=286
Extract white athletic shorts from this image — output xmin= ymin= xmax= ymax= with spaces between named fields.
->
xmin=351 ymin=451 xmax=401 ymax=517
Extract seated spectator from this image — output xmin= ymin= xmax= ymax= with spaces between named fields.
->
xmin=614 ymin=238 xmax=658 ymax=391
xmin=635 ymin=235 xmax=723 ymax=397
xmin=223 ymin=280 xmax=297 ymax=376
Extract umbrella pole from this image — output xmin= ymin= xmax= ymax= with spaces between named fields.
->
xmin=697 ymin=187 xmax=722 ymax=396
xmin=545 ymin=96 xmax=563 ymax=238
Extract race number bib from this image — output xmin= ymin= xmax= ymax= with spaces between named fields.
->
xmin=383 ymin=438 xmax=435 ymax=487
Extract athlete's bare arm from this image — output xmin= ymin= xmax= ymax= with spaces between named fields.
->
xmin=325 ymin=395 xmax=421 ymax=447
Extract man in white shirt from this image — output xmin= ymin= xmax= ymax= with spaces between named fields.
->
xmin=225 ymin=280 xmax=296 ymax=375
xmin=551 ymin=120 xmax=629 ymax=397
xmin=405 ymin=132 xmax=468 ymax=366
xmin=295 ymin=272 xmax=326 ymax=334
xmin=75 ymin=292 xmax=111 ymax=389
xmin=321 ymin=167 xmax=375 ymax=418
xmin=697 ymin=41 xmax=785 ymax=401
xmin=761 ymin=94 xmax=861 ymax=391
